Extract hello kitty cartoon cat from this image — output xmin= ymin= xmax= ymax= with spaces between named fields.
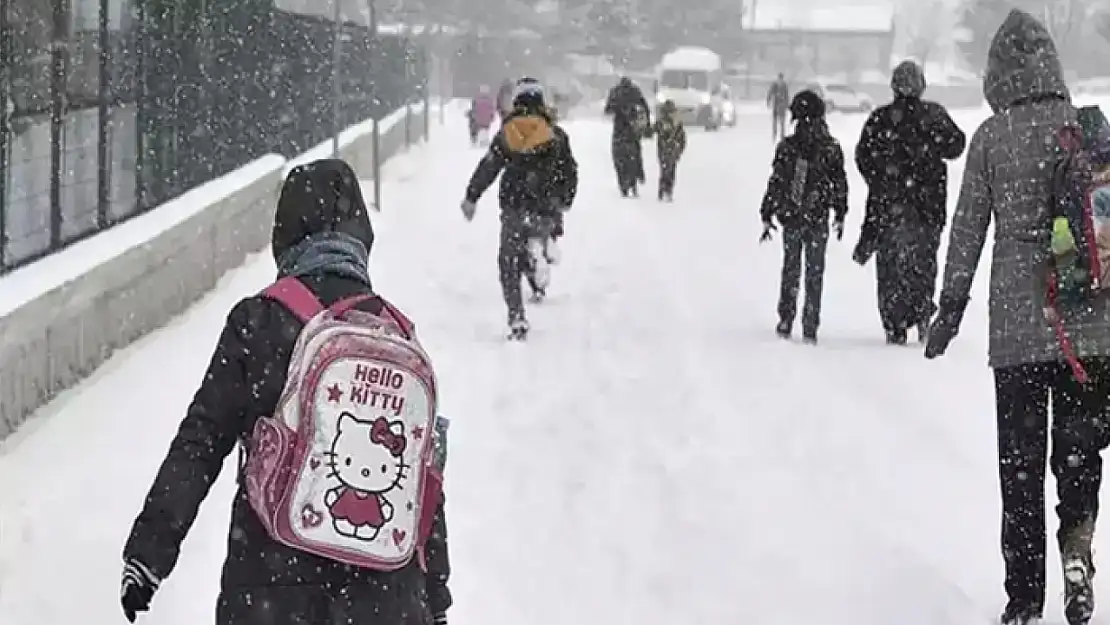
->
xmin=323 ymin=413 xmax=409 ymax=541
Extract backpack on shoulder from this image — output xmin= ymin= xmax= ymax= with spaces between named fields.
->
xmin=243 ymin=276 xmax=445 ymax=570
xmin=1046 ymin=105 xmax=1110 ymax=383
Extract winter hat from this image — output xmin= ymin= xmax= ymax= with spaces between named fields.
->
xmin=891 ymin=60 xmax=926 ymax=98
xmin=789 ymin=90 xmax=826 ymax=122
xmin=513 ymin=77 xmax=546 ymax=111
xmin=271 ymin=159 xmax=374 ymax=264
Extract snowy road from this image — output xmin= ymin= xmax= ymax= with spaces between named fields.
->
xmin=0 ymin=103 xmax=1092 ymax=625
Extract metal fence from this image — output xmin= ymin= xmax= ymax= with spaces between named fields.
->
xmin=0 ymin=0 xmax=430 ymax=274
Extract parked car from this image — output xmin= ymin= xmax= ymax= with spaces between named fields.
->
xmin=806 ymin=82 xmax=874 ymax=113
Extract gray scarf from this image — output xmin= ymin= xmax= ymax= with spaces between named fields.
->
xmin=276 ymin=231 xmax=372 ymax=289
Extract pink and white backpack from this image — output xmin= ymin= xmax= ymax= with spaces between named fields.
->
xmin=244 ymin=277 xmax=442 ymax=571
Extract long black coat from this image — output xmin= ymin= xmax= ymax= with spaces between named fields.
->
xmin=605 ymin=82 xmax=650 ymax=185
xmin=854 ymin=95 xmax=965 ymax=254
xmin=123 ymin=160 xmax=452 ymax=625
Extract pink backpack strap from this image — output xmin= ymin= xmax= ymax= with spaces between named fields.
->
xmin=378 ymin=298 xmax=416 ymax=338
xmin=262 ymin=277 xmax=324 ymax=322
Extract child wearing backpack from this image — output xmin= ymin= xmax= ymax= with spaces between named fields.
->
xmin=652 ymin=100 xmax=687 ymax=202
xmin=119 ymin=159 xmax=453 ymax=625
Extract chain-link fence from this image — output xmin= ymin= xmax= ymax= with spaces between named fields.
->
xmin=0 ymin=0 xmax=432 ymax=273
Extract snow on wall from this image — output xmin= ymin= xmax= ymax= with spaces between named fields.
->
xmin=0 ymin=101 xmax=438 ymax=442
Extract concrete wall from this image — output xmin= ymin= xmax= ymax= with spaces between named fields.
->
xmin=0 ymin=101 xmax=435 ymax=441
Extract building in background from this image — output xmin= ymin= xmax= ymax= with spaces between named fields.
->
xmin=0 ymin=0 xmax=429 ymax=273
xmin=740 ymin=2 xmax=895 ymax=84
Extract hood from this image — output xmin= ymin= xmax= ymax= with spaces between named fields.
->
xmin=891 ymin=60 xmax=925 ymax=98
xmin=501 ymin=113 xmax=555 ymax=153
xmin=271 ymin=158 xmax=374 ymax=264
xmin=983 ymin=9 xmax=1069 ymax=113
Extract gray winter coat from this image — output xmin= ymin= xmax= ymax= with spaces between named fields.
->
xmin=939 ymin=9 xmax=1110 ymax=369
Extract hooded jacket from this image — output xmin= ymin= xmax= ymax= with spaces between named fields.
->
xmin=760 ymin=112 xmax=849 ymax=228
xmin=938 ymin=9 xmax=1110 ymax=369
xmin=464 ymin=105 xmax=578 ymax=214
xmin=123 ymin=159 xmax=452 ymax=625
xmin=855 ymin=61 xmax=966 ymax=240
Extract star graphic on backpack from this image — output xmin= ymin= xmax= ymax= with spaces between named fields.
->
xmin=326 ymin=383 xmax=343 ymax=403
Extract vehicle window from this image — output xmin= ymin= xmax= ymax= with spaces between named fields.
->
xmin=660 ymin=70 xmax=709 ymax=91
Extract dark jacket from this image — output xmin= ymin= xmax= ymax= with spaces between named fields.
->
xmin=123 ymin=160 xmax=452 ymax=625
xmin=653 ymin=115 xmax=687 ymax=163
xmin=938 ymin=9 xmax=1110 ymax=368
xmin=760 ymin=120 xmax=849 ymax=228
xmin=767 ymin=80 xmax=790 ymax=113
xmin=464 ymin=107 xmax=578 ymax=214
xmin=605 ymin=80 xmax=651 ymax=137
xmin=855 ymin=95 xmax=966 ymax=242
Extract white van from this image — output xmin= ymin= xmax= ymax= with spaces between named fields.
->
xmin=653 ymin=46 xmax=727 ymax=130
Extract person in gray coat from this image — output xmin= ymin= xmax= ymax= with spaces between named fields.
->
xmin=924 ymin=10 xmax=1110 ymax=625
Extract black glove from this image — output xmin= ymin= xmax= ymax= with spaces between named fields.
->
xmin=759 ymin=221 xmax=777 ymax=243
xmin=433 ymin=612 xmax=448 ymax=625
xmin=851 ymin=241 xmax=872 ymax=265
xmin=924 ymin=297 xmax=969 ymax=359
xmin=121 ymin=558 xmax=160 ymax=622
xmin=460 ymin=199 xmax=477 ymax=222
xmin=832 ymin=217 xmax=844 ymax=241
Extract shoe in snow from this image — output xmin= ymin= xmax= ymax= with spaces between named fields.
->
xmin=507 ymin=313 xmax=529 ymax=341
xmin=775 ymin=321 xmax=791 ymax=339
xmin=629 ymin=185 xmax=639 ymax=198
xmin=886 ymin=328 xmax=907 ymax=345
xmin=529 ymin=287 xmax=546 ymax=303
xmin=802 ymin=331 xmax=817 ymax=345
xmin=1063 ymin=520 xmax=1096 ymax=625
xmin=527 ymin=237 xmax=551 ymax=290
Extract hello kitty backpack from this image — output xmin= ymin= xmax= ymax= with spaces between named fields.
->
xmin=244 ymin=276 xmax=443 ymax=571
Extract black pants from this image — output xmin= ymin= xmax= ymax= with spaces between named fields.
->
xmin=498 ymin=212 xmax=549 ymax=316
xmin=772 ymin=112 xmax=786 ymax=141
xmin=995 ymin=359 xmax=1110 ymax=613
xmin=777 ymin=224 xmax=828 ymax=334
xmin=612 ymin=130 xmax=644 ymax=194
xmin=658 ymin=158 xmax=678 ymax=197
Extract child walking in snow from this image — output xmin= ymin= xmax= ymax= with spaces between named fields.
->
xmin=652 ymin=100 xmax=686 ymax=201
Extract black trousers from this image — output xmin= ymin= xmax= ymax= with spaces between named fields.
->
xmin=777 ymin=224 xmax=828 ymax=334
xmin=612 ymin=130 xmax=645 ymax=193
xmin=995 ymin=359 xmax=1110 ymax=613
xmin=498 ymin=211 xmax=550 ymax=316
xmin=658 ymin=158 xmax=678 ymax=196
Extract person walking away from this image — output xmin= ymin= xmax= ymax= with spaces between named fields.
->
xmin=652 ymin=100 xmax=687 ymax=202
xmin=469 ymin=85 xmax=497 ymax=146
xmin=605 ymin=76 xmax=651 ymax=197
xmin=767 ymin=73 xmax=790 ymax=142
xmin=923 ymin=10 xmax=1110 ymax=625
xmin=759 ymin=90 xmax=848 ymax=344
xmin=853 ymin=59 xmax=965 ymax=345
xmin=119 ymin=159 xmax=453 ymax=625
xmin=460 ymin=80 xmax=578 ymax=340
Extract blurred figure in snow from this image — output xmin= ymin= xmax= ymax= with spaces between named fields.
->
xmin=766 ymin=72 xmax=790 ymax=141
xmin=604 ymin=76 xmax=651 ymax=197
xmin=853 ymin=59 xmax=965 ymax=345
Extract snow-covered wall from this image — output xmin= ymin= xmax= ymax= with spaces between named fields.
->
xmin=0 ymin=102 xmax=433 ymax=441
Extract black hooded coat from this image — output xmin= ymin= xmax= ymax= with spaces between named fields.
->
xmin=122 ymin=159 xmax=452 ymax=625
xmin=604 ymin=79 xmax=650 ymax=189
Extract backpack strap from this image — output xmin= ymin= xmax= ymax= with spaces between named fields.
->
xmin=262 ymin=277 xmax=324 ymax=322
xmin=328 ymin=294 xmax=416 ymax=340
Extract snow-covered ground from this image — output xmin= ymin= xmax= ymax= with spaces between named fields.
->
xmin=0 ymin=103 xmax=1103 ymax=625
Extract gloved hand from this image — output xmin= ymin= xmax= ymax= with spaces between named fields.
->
xmin=924 ymin=296 xmax=969 ymax=359
xmin=433 ymin=612 xmax=448 ymax=625
xmin=759 ymin=221 xmax=777 ymax=243
xmin=851 ymin=242 xmax=871 ymax=265
xmin=832 ymin=217 xmax=844 ymax=241
xmin=121 ymin=558 xmax=160 ymax=623
xmin=460 ymin=199 xmax=477 ymax=222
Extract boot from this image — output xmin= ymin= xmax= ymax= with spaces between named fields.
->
xmin=507 ymin=309 xmax=529 ymax=340
xmin=775 ymin=320 xmax=791 ymax=339
xmin=1062 ymin=519 xmax=1096 ymax=625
